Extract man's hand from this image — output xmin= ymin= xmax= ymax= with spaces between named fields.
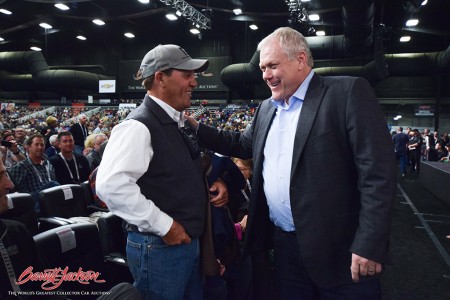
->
xmin=162 ymin=220 xmax=191 ymax=245
xmin=9 ymin=140 xmax=20 ymax=154
xmin=210 ymin=179 xmax=229 ymax=207
xmin=350 ymin=253 xmax=382 ymax=282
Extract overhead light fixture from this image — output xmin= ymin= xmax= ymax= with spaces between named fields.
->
xmin=165 ymin=13 xmax=178 ymax=20
xmin=30 ymin=46 xmax=42 ymax=51
xmin=39 ymin=23 xmax=52 ymax=29
xmin=138 ymin=0 xmax=150 ymax=3
xmin=0 ymin=37 xmax=4 ymax=41
xmin=0 ymin=9 xmax=12 ymax=15
xmin=316 ymin=30 xmax=325 ymax=36
xmin=76 ymin=35 xmax=87 ymax=40
xmin=421 ymin=0 xmax=428 ymax=5
xmin=159 ymin=0 xmax=211 ymax=29
xmin=54 ymin=3 xmax=70 ymax=10
xmin=308 ymin=14 xmax=320 ymax=21
xmin=190 ymin=28 xmax=200 ymax=34
xmin=92 ymin=19 xmax=105 ymax=26
xmin=233 ymin=8 xmax=242 ymax=15
xmin=124 ymin=32 xmax=135 ymax=38
xmin=175 ymin=10 xmax=182 ymax=16
xmin=406 ymin=19 xmax=419 ymax=26
xmin=249 ymin=24 xmax=258 ymax=30
xmin=400 ymin=36 xmax=411 ymax=42
xmin=301 ymin=0 xmax=311 ymax=2
xmin=393 ymin=115 xmax=402 ymax=120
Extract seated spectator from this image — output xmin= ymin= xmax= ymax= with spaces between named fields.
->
xmin=93 ymin=122 xmax=104 ymax=134
xmin=88 ymin=140 xmax=108 ymax=208
xmin=84 ymin=133 xmax=96 ymax=156
xmin=0 ymin=158 xmax=50 ymax=299
xmin=41 ymin=116 xmax=58 ymax=149
xmin=0 ymin=132 xmax=26 ymax=169
xmin=44 ymin=134 xmax=59 ymax=158
xmin=85 ymin=134 xmax=108 ymax=170
xmin=8 ymin=134 xmax=59 ymax=212
xmin=13 ymin=126 xmax=28 ymax=152
xmin=49 ymin=132 xmax=91 ymax=185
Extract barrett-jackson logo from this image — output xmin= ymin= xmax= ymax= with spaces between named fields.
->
xmin=16 ymin=266 xmax=106 ymax=290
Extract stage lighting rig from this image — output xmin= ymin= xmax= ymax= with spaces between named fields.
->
xmin=284 ymin=0 xmax=316 ymax=36
xmin=159 ymin=0 xmax=212 ymax=29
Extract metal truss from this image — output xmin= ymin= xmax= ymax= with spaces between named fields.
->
xmin=159 ymin=0 xmax=212 ymax=30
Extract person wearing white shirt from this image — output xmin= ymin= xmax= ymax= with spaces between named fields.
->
xmin=96 ymin=44 xmax=227 ymax=299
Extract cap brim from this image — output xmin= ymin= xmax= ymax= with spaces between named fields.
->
xmin=176 ymin=59 xmax=209 ymax=73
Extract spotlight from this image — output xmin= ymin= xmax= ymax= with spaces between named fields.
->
xmin=233 ymin=8 xmax=242 ymax=15
xmin=165 ymin=13 xmax=178 ymax=20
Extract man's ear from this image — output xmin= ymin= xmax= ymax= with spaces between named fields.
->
xmin=154 ymin=71 xmax=165 ymax=87
xmin=297 ymin=51 xmax=307 ymax=69
xmin=154 ymin=71 xmax=163 ymax=82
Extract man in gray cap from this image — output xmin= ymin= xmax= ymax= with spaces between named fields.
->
xmin=97 ymin=44 xmax=228 ymax=299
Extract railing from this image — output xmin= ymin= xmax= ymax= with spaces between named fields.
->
xmin=16 ymin=106 xmax=56 ymax=123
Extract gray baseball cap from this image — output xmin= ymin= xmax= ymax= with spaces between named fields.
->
xmin=137 ymin=44 xmax=209 ymax=79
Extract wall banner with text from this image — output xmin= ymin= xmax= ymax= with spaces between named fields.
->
xmin=118 ymin=56 xmax=230 ymax=93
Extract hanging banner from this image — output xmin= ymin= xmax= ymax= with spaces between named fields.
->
xmin=415 ymin=104 xmax=434 ymax=116
xmin=119 ymin=56 xmax=230 ymax=93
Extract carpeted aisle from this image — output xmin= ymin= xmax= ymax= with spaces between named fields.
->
xmin=381 ymin=171 xmax=450 ymax=300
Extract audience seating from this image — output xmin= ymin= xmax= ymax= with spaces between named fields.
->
xmin=1 ymin=192 xmax=83 ymax=234
xmin=1 ymin=192 xmax=39 ymax=235
xmin=38 ymin=184 xmax=89 ymax=219
xmin=33 ymin=223 xmax=111 ymax=297
xmin=97 ymin=212 xmax=133 ymax=284
xmin=80 ymin=180 xmax=108 ymax=213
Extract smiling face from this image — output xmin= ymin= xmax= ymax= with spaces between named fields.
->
xmin=28 ymin=136 xmax=45 ymax=160
xmin=158 ymin=69 xmax=198 ymax=112
xmin=259 ymin=39 xmax=308 ymax=102
xmin=59 ymin=134 xmax=75 ymax=154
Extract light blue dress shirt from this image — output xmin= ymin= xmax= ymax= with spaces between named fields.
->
xmin=262 ymin=71 xmax=314 ymax=232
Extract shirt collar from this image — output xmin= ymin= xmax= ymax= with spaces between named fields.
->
xmin=151 ymin=95 xmax=183 ymax=125
xmin=270 ymin=70 xmax=314 ymax=109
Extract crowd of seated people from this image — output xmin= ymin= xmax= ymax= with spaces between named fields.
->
xmin=0 ymin=104 xmax=255 ymax=209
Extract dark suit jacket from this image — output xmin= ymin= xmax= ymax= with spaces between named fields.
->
xmin=69 ymin=122 xmax=88 ymax=147
xmin=197 ymin=74 xmax=396 ymax=288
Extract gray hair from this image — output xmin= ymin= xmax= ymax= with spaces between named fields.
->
xmin=49 ymin=134 xmax=58 ymax=145
xmin=257 ymin=27 xmax=314 ymax=68
xmin=94 ymin=133 xmax=108 ymax=144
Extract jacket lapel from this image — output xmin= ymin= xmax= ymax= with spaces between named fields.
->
xmin=290 ymin=74 xmax=327 ymax=179
xmin=252 ymin=101 xmax=276 ymax=183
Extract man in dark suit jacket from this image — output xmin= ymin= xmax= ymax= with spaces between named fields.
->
xmin=69 ymin=113 xmax=88 ymax=155
xmin=188 ymin=27 xmax=396 ymax=299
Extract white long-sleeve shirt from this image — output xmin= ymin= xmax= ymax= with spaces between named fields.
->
xmin=96 ymin=97 xmax=183 ymax=236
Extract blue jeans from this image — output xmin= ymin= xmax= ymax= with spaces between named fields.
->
xmin=396 ymin=152 xmax=407 ymax=174
xmin=126 ymin=231 xmax=202 ymax=300
xmin=273 ymin=228 xmax=381 ymax=300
